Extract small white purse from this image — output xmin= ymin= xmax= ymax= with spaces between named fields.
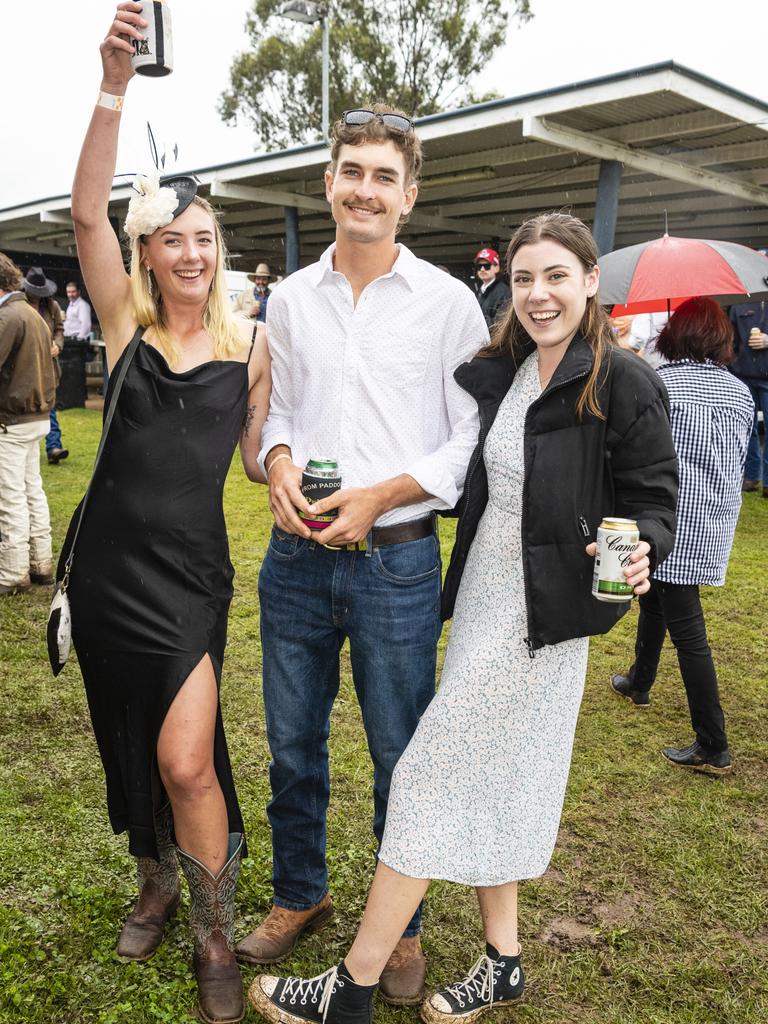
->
xmin=46 ymin=330 xmax=143 ymax=676
xmin=47 ymin=581 xmax=72 ymax=676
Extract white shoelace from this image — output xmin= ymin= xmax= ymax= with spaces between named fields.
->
xmin=278 ymin=965 xmax=342 ymax=1023
xmin=443 ymin=955 xmax=497 ymax=1009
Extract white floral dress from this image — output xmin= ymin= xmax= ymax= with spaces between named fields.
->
xmin=379 ymin=352 xmax=589 ymax=886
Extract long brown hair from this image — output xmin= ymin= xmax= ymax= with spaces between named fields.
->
xmin=484 ymin=212 xmax=615 ymax=419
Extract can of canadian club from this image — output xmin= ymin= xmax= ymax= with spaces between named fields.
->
xmin=298 ymin=458 xmax=342 ymax=532
xmin=592 ymin=518 xmax=640 ymax=602
xmin=132 ymin=1 xmax=174 ymax=77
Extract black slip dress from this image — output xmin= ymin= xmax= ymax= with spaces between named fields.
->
xmin=58 ymin=329 xmax=250 ymax=858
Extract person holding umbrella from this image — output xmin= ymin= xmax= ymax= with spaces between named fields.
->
xmin=610 ymin=297 xmax=754 ymax=774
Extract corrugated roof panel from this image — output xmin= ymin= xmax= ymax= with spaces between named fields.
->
xmin=555 ymin=93 xmax=703 ymax=131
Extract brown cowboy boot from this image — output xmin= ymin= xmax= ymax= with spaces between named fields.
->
xmin=235 ymin=895 xmax=333 ymax=965
xmin=379 ymin=935 xmax=427 ymax=1005
xmin=117 ymin=804 xmax=181 ymax=961
xmin=177 ymin=834 xmax=245 ymax=1024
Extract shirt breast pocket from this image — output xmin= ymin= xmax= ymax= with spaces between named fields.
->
xmin=359 ymin=330 xmax=432 ymax=389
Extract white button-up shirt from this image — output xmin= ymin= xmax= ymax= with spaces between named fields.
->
xmin=259 ymin=243 xmax=488 ymax=526
xmin=63 ymin=296 xmax=92 ymax=339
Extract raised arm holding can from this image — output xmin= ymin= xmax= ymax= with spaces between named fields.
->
xmin=58 ymin=6 xmax=271 ymax=1021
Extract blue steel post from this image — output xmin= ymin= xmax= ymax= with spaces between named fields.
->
xmin=593 ymin=159 xmax=623 ymax=256
xmin=284 ymin=206 xmax=300 ymax=275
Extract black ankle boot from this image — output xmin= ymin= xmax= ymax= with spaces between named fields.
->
xmin=249 ymin=960 xmax=376 ymax=1024
xmin=610 ymin=672 xmax=651 ymax=708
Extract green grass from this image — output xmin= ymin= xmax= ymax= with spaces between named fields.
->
xmin=1 ymin=408 xmax=767 ymax=1024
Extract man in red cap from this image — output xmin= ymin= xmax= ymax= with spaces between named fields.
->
xmin=473 ymin=246 xmax=511 ymax=329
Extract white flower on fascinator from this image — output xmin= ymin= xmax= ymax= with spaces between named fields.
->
xmin=124 ymin=170 xmax=179 ymax=240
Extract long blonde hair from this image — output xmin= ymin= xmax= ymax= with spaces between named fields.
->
xmin=129 ymin=195 xmax=245 ymax=368
xmin=484 ymin=212 xmax=615 ymax=420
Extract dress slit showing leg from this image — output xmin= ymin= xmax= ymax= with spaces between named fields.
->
xmin=61 ymin=342 xmax=250 ymax=862
xmin=148 ymin=648 xmax=246 ymax=861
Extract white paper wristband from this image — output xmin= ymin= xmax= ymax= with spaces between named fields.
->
xmin=96 ymin=91 xmax=125 ymax=112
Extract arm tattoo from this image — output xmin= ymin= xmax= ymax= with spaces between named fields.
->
xmin=243 ymin=404 xmax=257 ymax=437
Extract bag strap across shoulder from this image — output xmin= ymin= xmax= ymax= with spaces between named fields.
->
xmin=60 ymin=328 xmax=144 ymax=588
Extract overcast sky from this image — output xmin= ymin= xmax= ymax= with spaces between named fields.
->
xmin=1 ymin=0 xmax=767 ymax=210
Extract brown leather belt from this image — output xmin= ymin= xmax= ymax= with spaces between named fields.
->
xmin=323 ymin=514 xmax=436 ymax=552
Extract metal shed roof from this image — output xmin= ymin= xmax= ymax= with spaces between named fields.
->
xmin=3 ymin=61 xmax=768 ymax=271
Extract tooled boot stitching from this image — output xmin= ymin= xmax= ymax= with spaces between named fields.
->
xmin=138 ymin=802 xmax=181 ymax=903
xmin=178 ymin=834 xmax=244 ymax=1024
xmin=118 ymin=804 xmax=181 ymax=959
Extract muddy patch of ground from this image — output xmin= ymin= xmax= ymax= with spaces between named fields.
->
xmin=590 ymin=892 xmax=647 ymax=928
xmin=536 ymin=916 xmax=599 ymax=950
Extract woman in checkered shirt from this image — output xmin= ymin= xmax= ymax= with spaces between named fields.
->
xmin=610 ymin=297 xmax=754 ymax=775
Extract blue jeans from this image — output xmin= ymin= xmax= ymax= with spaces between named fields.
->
xmin=743 ymin=379 xmax=768 ymax=483
xmin=46 ymin=407 xmax=62 ymax=453
xmin=258 ymin=526 xmax=442 ymax=936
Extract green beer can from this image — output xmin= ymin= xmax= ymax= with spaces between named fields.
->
xmin=299 ymin=458 xmax=342 ymax=532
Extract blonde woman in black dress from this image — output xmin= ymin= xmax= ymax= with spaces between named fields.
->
xmin=60 ymin=5 xmax=270 ymax=1021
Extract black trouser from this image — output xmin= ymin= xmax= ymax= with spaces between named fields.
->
xmin=628 ymin=580 xmax=728 ymax=753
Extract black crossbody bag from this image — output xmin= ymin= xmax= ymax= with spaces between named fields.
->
xmin=47 ymin=330 xmax=144 ymax=676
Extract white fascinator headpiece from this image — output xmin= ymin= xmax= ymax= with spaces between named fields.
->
xmin=122 ymin=125 xmax=198 ymax=240
xmin=124 ymin=170 xmax=179 ymax=240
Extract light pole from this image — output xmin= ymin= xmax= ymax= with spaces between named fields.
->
xmin=278 ymin=0 xmax=330 ymax=142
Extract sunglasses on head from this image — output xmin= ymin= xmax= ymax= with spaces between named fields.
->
xmin=475 ymin=262 xmax=493 ymax=271
xmin=342 ymin=109 xmax=414 ymax=134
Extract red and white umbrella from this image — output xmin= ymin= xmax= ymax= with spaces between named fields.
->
xmin=598 ymin=234 xmax=768 ymax=315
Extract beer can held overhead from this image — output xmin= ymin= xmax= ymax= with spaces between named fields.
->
xmin=299 ymin=458 xmax=342 ymax=532
xmin=592 ymin=518 xmax=639 ymax=603
xmin=132 ymin=1 xmax=173 ymax=77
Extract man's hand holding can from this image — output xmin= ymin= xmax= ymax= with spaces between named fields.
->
xmin=311 ymin=486 xmax=387 ymax=547
xmin=266 ymin=451 xmax=312 ymax=537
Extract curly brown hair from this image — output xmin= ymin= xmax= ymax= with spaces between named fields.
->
xmin=0 ymin=251 xmax=22 ymax=293
xmin=329 ymin=104 xmax=423 ymax=187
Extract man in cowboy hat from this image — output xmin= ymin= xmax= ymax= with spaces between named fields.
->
xmin=0 ymin=253 xmax=56 ymax=595
xmin=21 ymin=267 xmax=69 ymax=464
xmin=233 ymin=262 xmax=274 ymax=323
xmin=473 ymin=246 xmax=511 ymax=329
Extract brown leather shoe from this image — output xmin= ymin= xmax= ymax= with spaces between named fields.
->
xmin=235 ymin=895 xmax=333 ymax=965
xmin=379 ymin=935 xmax=426 ymax=1005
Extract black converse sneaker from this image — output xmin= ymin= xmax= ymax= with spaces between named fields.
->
xmin=421 ymin=945 xmax=524 ymax=1024
xmin=249 ymin=961 xmax=376 ymax=1024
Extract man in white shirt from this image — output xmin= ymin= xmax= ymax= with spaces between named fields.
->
xmin=63 ymin=281 xmax=92 ymax=340
xmin=237 ymin=106 xmax=488 ymax=1001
